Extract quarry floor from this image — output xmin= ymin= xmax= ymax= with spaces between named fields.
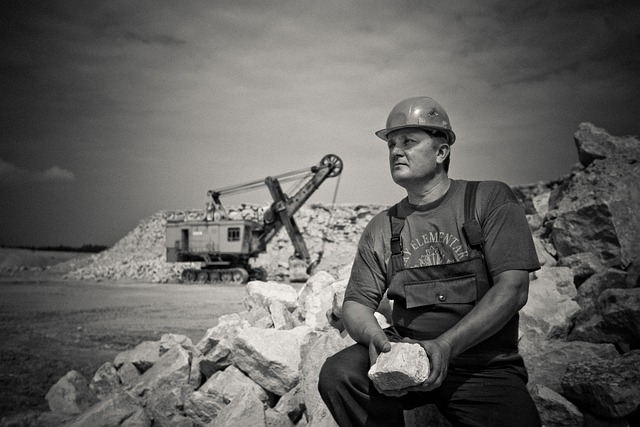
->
xmin=0 ymin=276 xmax=249 ymax=418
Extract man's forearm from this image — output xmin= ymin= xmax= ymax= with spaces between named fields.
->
xmin=343 ymin=300 xmax=385 ymax=346
xmin=437 ymin=270 xmax=530 ymax=358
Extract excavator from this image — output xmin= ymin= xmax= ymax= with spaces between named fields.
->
xmin=165 ymin=154 xmax=343 ymax=284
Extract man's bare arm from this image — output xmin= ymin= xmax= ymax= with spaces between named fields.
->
xmin=439 ymin=269 xmax=529 ymax=357
xmin=343 ymin=300 xmax=391 ymax=364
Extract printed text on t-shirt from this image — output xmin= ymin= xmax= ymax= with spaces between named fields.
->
xmin=403 ymin=231 xmax=469 ymax=267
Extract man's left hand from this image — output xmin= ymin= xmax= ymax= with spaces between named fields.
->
xmin=408 ymin=337 xmax=452 ymax=391
xmin=377 ymin=337 xmax=452 ymax=397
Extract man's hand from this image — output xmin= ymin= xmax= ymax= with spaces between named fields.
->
xmin=367 ymin=331 xmax=391 ymax=367
xmin=375 ymin=337 xmax=452 ymax=397
xmin=405 ymin=337 xmax=452 ymax=391
xmin=344 ymin=300 xmax=392 ymax=366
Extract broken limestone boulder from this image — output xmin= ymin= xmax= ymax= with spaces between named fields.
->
xmin=297 ymin=271 xmax=336 ymax=307
xmin=189 ymin=354 xmax=204 ymax=390
xmin=113 ymin=340 xmax=161 ymax=373
xmin=265 ymin=407 xmax=295 ymax=427
xmin=327 ymin=279 xmax=349 ymax=332
xmin=551 ymin=201 xmax=626 ymax=267
xmin=243 ymin=305 xmax=275 ymax=329
xmin=209 ymin=388 xmax=267 ymax=427
xmin=160 ymin=333 xmax=197 ymax=357
xmin=196 ymin=313 xmax=250 ymax=355
xmin=577 ymin=268 xmax=630 ymax=303
xmin=571 ymin=268 xmax=630 ymax=332
xmin=549 ymin=123 xmax=640 ymax=269
xmin=574 ymin=122 xmax=640 ymax=168
xmin=569 ymin=287 xmax=640 ymax=349
xmin=116 ymin=361 xmax=141 ymax=387
xmin=199 ymin=365 xmax=270 ymax=404
xmin=519 ymin=266 xmax=579 ymax=343
xmin=556 ymin=252 xmax=606 ymax=286
xmin=196 ymin=312 xmax=251 ymax=378
xmin=561 ymin=349 xmax=640 ymax=419
xmin=64 ymin=392 xmax=150 ymax=427
xmin=45 ymin=370 xmax=99 ymax=415
xmin=143 ymin=384 xmax=192 ymax=426
xmin=298 ymin=271 xmax=337 ymax=330
xmin=273 ymin=383 xmax=305 ymax=425
xmin=522 ymin=340 xmax=618 ymax=393
xmin=131 ymin=345 xmax=191 ymax=397
xmin=532 ymin=189 xmax=551 ymax=218
xmin=90 ymin=362 xmax=122 ymax=400
xmin=329 ymin=279 xmax=348 ymax=319
xmin=232 ymin=325 xmax=311 ymax=396
xmin=368 ymin=342 xmax=430 ymax=391
xmin=597 ymin=287 xmax=640 ymax=348
xmin=529 ymin=384 xmax=583 ymax=427
xmin=244 ymin=280 xmax=299 ymax=312
xmin=268 ymin=300 xmax=299 ymax=330
xmin=300 ymin=328 xmax=353 ymax=426
xmin=183 ymin=390 xmax=226 ymax=426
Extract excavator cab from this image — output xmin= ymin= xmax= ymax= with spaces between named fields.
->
xmin=166 ymin=220 xmax=252 ymax=261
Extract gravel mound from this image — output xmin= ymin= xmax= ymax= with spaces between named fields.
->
xmin=59 ymin=204 xmax=387 ymax=283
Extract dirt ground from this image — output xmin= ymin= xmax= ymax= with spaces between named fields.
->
xmin=0 ymin=275 xmax=247 ymax=418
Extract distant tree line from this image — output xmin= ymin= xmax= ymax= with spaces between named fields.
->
xmin=1 ymin=244 xmax=109 ymax=253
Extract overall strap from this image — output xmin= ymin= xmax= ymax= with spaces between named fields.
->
xmin=463 ymin=181 xmax=492 ymax=301
xmin=387 ymin=204 xmax=405 ymax=287
xmin=462 ymin=181 xmax=484 ymax=248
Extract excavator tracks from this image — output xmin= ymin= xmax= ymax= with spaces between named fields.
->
xmin=180 ymin=267 xmax=267 ymax=285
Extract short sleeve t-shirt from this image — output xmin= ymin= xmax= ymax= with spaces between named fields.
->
xmin=344 ymin=179 xmax=540 ymax=310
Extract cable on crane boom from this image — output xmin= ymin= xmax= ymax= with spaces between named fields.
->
xmin=210 ymin=166 xmax=318 ymax=196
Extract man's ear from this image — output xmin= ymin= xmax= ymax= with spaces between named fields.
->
xmin=436 ymin=143 xmax=450 ymax=164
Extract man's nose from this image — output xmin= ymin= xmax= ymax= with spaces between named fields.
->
xmin=391 ymin=146 xmax=404 ymax=157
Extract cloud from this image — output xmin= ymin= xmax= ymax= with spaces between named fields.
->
xmin=121 ymin=30 xmax=186 ymax=46
xmin=40 ymin=166 xmax=76 ymax=182
xmin=0 ymin=158 xmax=76 ymax=186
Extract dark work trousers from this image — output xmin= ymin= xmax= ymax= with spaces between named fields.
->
xmin=318 ymin=337 xmax=541 ymax=427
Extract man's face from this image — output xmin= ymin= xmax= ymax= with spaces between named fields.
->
xmin=387 ymin=128 xmax=441 ymax=187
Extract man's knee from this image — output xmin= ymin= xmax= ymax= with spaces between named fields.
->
xmin=318 ymin=353 xmax=345 ymax=398
xmin=318 ymin=355 xmax=332 ymax=396
xmin=318 ymin=345 xmax=368 ymax=398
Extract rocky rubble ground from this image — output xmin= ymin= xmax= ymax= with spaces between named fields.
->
xmin=2 ymin=122 xmax=639 ymax=427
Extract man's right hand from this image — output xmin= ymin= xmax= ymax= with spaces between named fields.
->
xmin=368 ymin=331 xmax=391 ymax=367
xmin=368 ymin=332 xmax=404 ymax=397
xmin=343 ymin=301 xmax=391 ymax=367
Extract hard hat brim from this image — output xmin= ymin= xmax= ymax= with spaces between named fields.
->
xmin=375 ymin=125 xmax=456 ymax=145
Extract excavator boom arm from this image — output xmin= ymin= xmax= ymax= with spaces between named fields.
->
xmin=253 ymin=154 xmax=343 ymax=261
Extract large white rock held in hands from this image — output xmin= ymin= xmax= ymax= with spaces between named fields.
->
xmin=368 ymin=342 xmax=430 ymax=391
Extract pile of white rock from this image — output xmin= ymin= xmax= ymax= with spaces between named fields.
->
xmin=26 ymin=271 xmax=373 ymax=427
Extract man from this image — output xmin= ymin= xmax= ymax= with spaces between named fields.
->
xmin=318 ymin=97 xmax=541 ymax=426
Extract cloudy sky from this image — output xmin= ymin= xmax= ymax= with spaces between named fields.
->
xmin=1 ymin=0 xmax=639 ymax=247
